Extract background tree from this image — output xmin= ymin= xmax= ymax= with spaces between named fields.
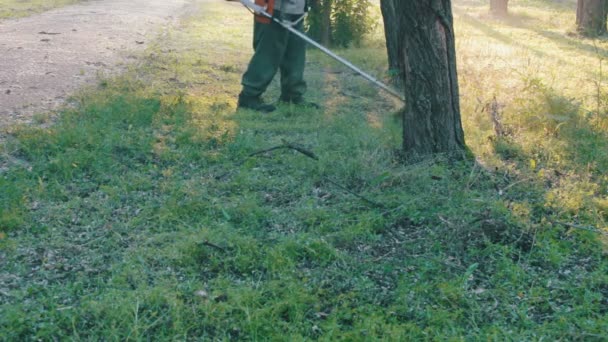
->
xmin=307 ymin=0 xmax=374 ymax=47
xmin=576 ymin=0 xmax=607 ymax=36
xmin=380 ymin=0 xmax=403 ymax=87
xmin=490 ymin=0 xmax=509 ymax=16
xmin=380 ymin=0 xmax=466 ymax=156
xmin=307 ymin=0 xmax=332 ymax=46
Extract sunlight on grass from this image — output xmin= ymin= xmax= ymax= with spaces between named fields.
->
xmin=454 ymin=0 xmax=608 ymax=233
xmin=0 ymin=0 xmax=81 ymax=19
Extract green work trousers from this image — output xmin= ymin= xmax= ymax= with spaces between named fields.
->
xmin=240 ymin=13 xmax=307 ymax=100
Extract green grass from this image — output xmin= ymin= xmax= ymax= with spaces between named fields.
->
xmin=1 ymin=0 xmax=607 ymax=340
xmin=0 ymin=0 xmax=81 ymax=19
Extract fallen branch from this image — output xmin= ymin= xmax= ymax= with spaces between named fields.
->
xmin=215 ymin=141 xmax=385 ymax=209
xmin=202 ymin=240 xmax=226 ymax=252
xmin=551 ymin=220 xmax=608 ymax=236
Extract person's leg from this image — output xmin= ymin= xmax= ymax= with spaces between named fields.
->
xmin=239 ymin=18 xmax=289 ymax=111
xmin=278 ymin=19 xmax=307 ymax=103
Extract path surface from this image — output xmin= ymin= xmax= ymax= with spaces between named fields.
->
xmin=0 ymin=0 xmax=193 ymax=130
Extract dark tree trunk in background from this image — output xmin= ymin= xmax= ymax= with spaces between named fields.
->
xmin=490 ymin=0 xmax=509 ymax=16
xmin=577 ymin=0 xmax=607 ymax=36
xmin=307 ymin=0 xmax=332 ymax=45
xmin=380 ymin=0 xmax=465 ymax=156
xmin=320 ymin=0 xmax=332 ymax=46
xmin=380 ymin=0 xmax=403 ymax=87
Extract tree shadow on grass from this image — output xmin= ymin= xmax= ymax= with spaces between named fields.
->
xmin=453 ymin=0 xmax=577 ymax=12
xmin=457 ymin=12 xmax=554 ymax=58
xmin=456 ymin=3 xmax=608 ymax=60
xmin=536 ymin=29 xmax=608 ymax=57
xmin=456 ymin=11 xmax=602 ymax=80
xmin=500 ymin=11 xmax=608 ymax=59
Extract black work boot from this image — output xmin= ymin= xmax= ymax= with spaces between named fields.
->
xmin=238 ymin=94 xmax=276 ymax=113
xmin=279 ymin=95 xmax=320 ymax=109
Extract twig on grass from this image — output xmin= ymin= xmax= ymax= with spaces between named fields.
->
xmin=248 ymin=140 xmax=319 ymax=160
xmin=322 ymin=177 xmax=386 ymax=209
xmin=498 ymin=177 xmax=533 ymax=196
xmin=215 ymin=141 xmax=318 ymax=180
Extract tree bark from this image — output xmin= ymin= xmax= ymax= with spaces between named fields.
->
xmin=380 ymin=0 xmax=465 ymax=157
xmin=577 ymin=0 xmax=607 ymax=36
xmin=490 ymin=0 xmax=509 ymax=17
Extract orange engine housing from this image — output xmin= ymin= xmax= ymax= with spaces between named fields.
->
xmin=255 ymin=0 xmax=275 ymax=24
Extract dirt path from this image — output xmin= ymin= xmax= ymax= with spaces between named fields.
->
xmin=0 ymin=0 xmax=194 ymax=130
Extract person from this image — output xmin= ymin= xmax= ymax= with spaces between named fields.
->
xmin=238 ymin=0 xmax=317 ymax=112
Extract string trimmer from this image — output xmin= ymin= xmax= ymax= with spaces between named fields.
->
xmin=238 ymin=0 xmax=405 ymax=102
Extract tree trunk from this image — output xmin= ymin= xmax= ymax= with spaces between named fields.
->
xmin=380 ymin=0 xmax=403 ymax=87
xmin=490 ymin=0 xmax=509 ymax=17
xmin=307 ymin=0 xmax=332 ymax=45
xmin=380 ymin=0 xmax=465 ymax=157
xmin=577 ymin=0 xmax=607 ymax=36
xmin=320 ymin=0 xmax=332 ymax=46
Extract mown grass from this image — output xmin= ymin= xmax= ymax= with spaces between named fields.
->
xmin=0 ymin=0 xmax=81 ymax=19
xmin=0 ymin=0 xmax=607 ymax=340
